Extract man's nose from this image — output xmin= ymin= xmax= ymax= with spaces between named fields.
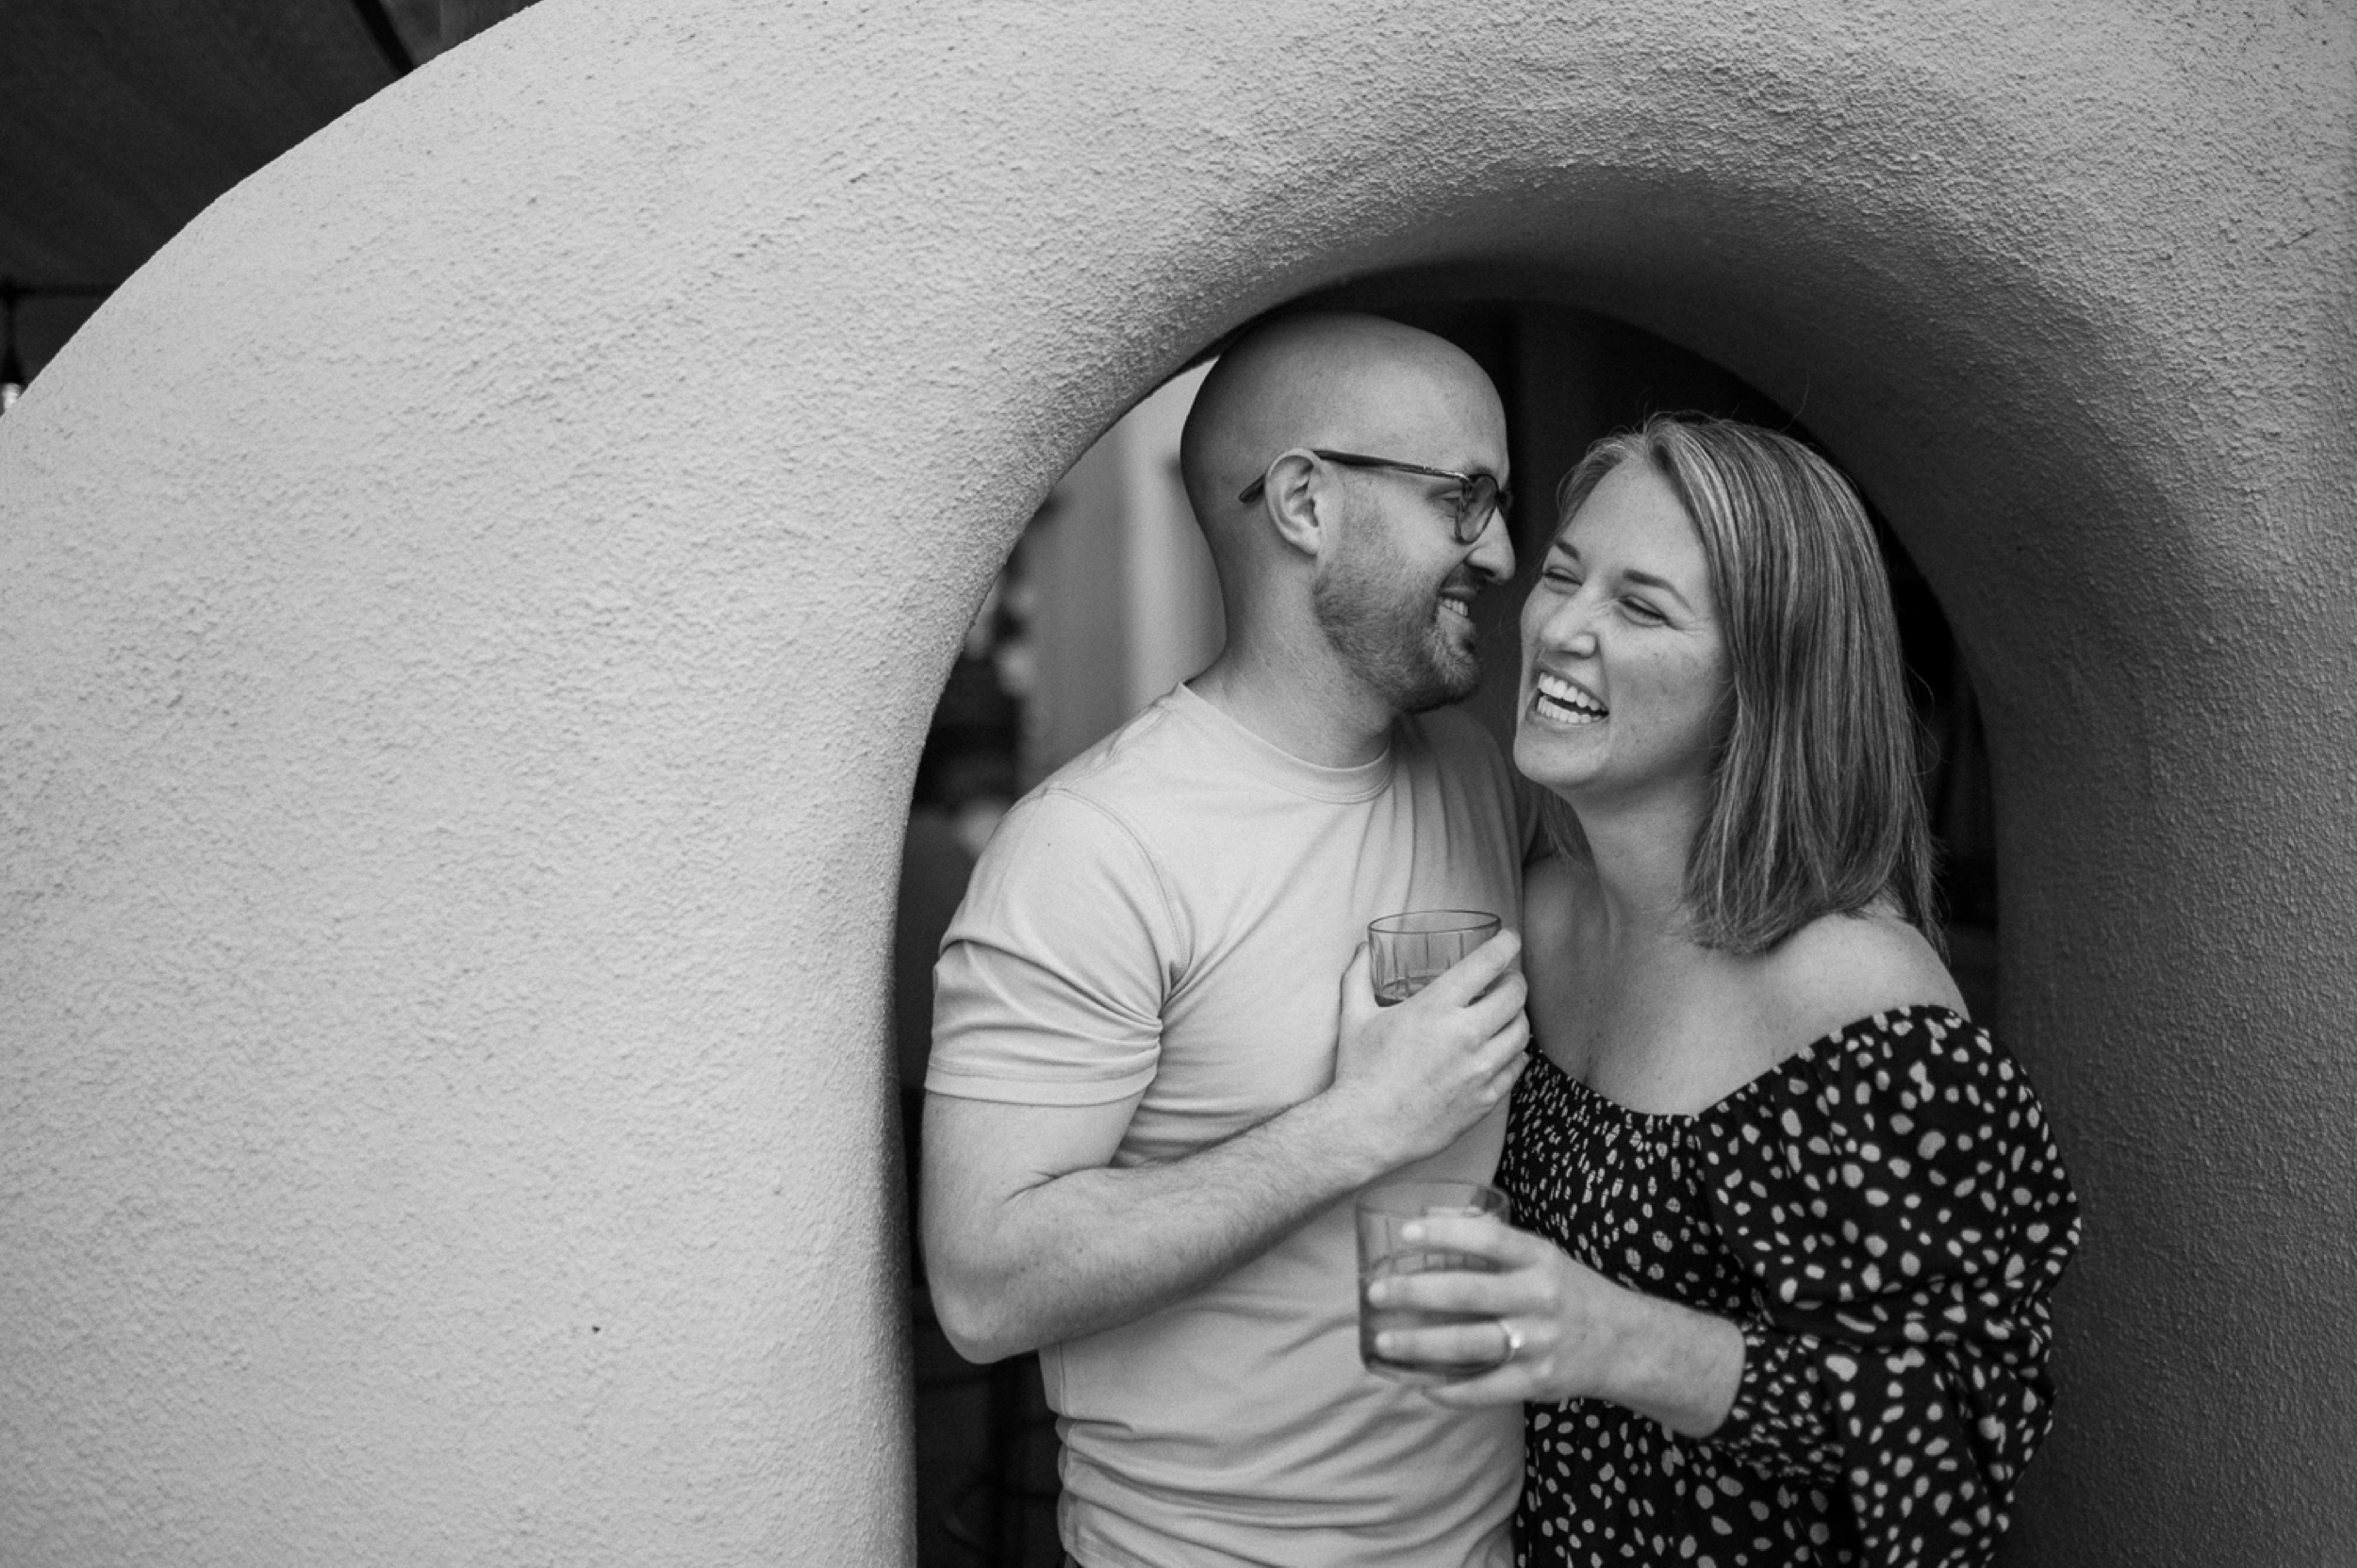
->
xmin=1466 ymin=508 xmax=1515 ymax=583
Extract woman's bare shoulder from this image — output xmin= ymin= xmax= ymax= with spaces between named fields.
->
xmin=1758 ymin=908 xmax=1967 ymax=1048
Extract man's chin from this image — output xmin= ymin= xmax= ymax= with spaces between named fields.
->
xmin=1390 ymin=651 xmax=1482 ymax=714
xmin=1429 ymin=634 xmax=1484 ymax=702
xmin=1319 ymin=600 xmax=1483 ymax=713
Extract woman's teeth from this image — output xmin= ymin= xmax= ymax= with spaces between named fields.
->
xmin=1534 ymin=670 xmax=1607 ymax=723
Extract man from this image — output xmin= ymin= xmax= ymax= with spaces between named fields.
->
xmin=922 ymin=311 xmax=1532 ymax=1567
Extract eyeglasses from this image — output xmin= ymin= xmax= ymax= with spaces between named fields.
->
xmin=1238 ymin=449 xmax=1512 ymax=546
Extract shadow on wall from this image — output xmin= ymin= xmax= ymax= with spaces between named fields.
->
xmin=889 ymin=298 xmax=2003 ymax=1565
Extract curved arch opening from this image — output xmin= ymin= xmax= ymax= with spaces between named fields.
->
xmin=893 ymin=284 xmax=2002 ymax=1561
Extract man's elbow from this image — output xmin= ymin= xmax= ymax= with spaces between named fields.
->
xmin=922 ymin=1255 xmax=1037 ymax=1365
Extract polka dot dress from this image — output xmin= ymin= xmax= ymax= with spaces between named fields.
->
xmin=1498 ymin=1006 xmax=2080 ymax=1567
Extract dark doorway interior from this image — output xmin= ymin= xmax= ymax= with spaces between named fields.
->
xmin=895 ymin=517 xmax=1064 ymax=1568
xmin=893 ymin=302 xmax=2001 ymax=1566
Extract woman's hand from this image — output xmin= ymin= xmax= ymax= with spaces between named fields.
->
xmin=1367 ymin=1212 xmax=1745 ymax=1435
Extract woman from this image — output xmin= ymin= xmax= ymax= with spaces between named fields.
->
xmin=1369 ymin=416 xmax=2080 ymax=1565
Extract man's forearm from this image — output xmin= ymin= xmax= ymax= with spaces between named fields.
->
xmin=927 ymin=1091 xmax=1394 ymax=1362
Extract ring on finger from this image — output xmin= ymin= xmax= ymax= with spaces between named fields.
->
xmin=1497 ymin=1318 xmax=1525 ymax=1362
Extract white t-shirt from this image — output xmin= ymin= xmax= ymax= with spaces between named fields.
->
xmin=930 ymin=684 xmax=1527 ymax=1568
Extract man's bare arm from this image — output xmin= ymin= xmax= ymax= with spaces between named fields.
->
xmin=920 ymin=933 xmax=1530 ymax=1362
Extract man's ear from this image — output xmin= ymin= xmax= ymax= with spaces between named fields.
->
xmin=1260 ymin=450 xmax=1329 ymax=560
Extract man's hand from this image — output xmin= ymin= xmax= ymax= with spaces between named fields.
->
xmin=922 ymin=931 xmax=1528 ymax=1364
xmin=1327 ymin=930 xmax=1529 ymax=1168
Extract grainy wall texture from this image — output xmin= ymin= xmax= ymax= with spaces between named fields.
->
xmin=2 ymin=2 xmax=2349 ymax=1563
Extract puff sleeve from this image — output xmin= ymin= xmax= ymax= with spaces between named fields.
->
xmin=1694 ymin=1007 xmax=2082 ymax=1566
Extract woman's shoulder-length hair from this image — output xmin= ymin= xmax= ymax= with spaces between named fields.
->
xmin=1541 ymin=413 xmax=1940 ymax=955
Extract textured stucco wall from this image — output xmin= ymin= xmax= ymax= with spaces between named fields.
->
xmin=2 ymin=2 xmax=2349 ymax=1563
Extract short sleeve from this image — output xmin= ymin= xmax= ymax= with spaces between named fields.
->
xmin=1697 ymin=1007 xmax=2082 ymax=1566
xmin=924 ymin=785 xmax=1180 ymax=1107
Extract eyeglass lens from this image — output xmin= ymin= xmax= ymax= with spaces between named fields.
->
xmin=1456 ymin=475 xmax=1505 ymax=542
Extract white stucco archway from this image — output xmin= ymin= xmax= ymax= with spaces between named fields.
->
xmin=3 ymin=3 xmax=2350 ymax=1563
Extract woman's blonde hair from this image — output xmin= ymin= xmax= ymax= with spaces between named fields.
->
xmin=1541 ymin=414 xmax=1939 ymax=955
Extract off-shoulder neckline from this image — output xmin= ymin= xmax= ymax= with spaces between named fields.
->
xmin=1529 ymin=1003 xmax=1977 ymax=1126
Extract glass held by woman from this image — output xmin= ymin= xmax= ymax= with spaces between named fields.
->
xmin=1365 ymin=416 xmax=2081 ymax=1567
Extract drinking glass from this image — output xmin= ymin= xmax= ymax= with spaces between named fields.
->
xmin=1367 ymin=910 xmax=1501 ymax=1006
xmin=1355 ymin=1180 xmax=1509 ymax=1385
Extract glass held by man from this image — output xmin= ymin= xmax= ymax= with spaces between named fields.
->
xmin=1366 ymin=910 xmax=1501 ymax=1006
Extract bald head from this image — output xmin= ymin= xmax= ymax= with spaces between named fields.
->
xmin=1178 ymin=312 xmax=1507 ymax=553
xmin=1174 ymin=312 xmax=1515 ymax=745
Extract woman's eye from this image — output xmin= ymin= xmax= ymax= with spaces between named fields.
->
xmin=1620 ymin=598 xmax=1666 ymax=624
xmin=1541 ymin=567 xmax=1583 ymax=588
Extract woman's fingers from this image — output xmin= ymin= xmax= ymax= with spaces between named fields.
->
xmin=1416 ymin=1362 xmax=1538 ymax=1408
xmin=1369 ymin=1264 xmax=1511 ymax=1316
xmin=1372 ymin=1316 xmax=1542 ymax=1410
xmin=1369 ymin=1242 xmax=1641 ymax=1411
xmin=1398 ymin=1212 xmax=1543 ymax=1265
xmin=1371 ymin=1318 xmax=1512 ymax=1372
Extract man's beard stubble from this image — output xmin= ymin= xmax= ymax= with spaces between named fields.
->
xmin=1310 ymin=526 xmax=1483 ymax=716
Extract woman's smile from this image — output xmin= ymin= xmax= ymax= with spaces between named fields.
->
xmin=1529 ymin=668 xmax=1607 ymax=726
